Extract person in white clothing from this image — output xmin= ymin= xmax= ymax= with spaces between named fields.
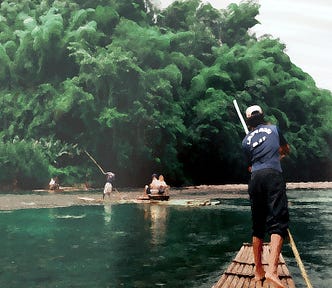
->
xmin=103 ymin=172 xmax=115 ymax=200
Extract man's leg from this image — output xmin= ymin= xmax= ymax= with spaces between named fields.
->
xmin=252 ymin=236 xmax=265 ymax=280
xmin=265 ymin=234 xmax=285 ymax=288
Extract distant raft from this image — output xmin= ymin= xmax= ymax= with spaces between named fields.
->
xmin=138 ymin=186 xmax=170 ymax=201
xmin=148 ymin=194 xmax=170 ymax=201
xmin=77 ymin=197 xmax=103 ymax=203
xmin=137 ymin=194 xmax=170 ymax=201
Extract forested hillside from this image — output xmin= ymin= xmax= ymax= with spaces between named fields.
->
xmin=0 ymin=0 xmax=331 ymax=189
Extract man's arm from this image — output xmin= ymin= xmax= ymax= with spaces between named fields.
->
xmin=279 ymin=143 xmax=290 ymax=159
xmin=242 ymin=141 xmax=252 ymax=172
xmin=278 ymin=129 xmax=290 ymax=159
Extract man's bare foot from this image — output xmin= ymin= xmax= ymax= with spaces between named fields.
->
xmin=254 ymin=275 xmax=265 ymax=282
xmin=254 ymin=267 xmax=265 ymax=281
xmin=265 ymin=272 xmax=285 ymax=288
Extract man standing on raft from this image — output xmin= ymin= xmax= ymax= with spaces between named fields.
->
xmin=242 ymin=105 xmax=290 ymax=288
xmin=103 ymin=172 xmax=115 ymax=200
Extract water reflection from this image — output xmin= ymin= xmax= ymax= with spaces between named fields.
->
xmin=103 ymin=204 xmax=112 ymax=223
xmin=142 ymin=204 xmax=169 ymax=245
xmin=0 ymin=190 xmax=330 ymax=288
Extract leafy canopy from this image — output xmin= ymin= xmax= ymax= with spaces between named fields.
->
xmin=0 ymin=0 xmax=331 ymax=189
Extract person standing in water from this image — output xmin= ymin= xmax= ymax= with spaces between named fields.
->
xmin=242 ymin=105 xmax=290 ymax=288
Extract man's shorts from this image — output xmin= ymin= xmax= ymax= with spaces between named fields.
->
xmin=103 ymin=182 xmax=113 ymax=195
xmin=248 ymin=168 xmax=289 ymax=239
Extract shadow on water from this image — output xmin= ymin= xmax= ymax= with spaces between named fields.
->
xmin=0 ymin=189 xmax=330 ymax=287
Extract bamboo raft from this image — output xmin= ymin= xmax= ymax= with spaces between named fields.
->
xmin=213 ymin=243 xmax=295 ymax=288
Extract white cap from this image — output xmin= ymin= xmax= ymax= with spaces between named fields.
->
xmin=245 ymin=105 xmax=263 ymax=118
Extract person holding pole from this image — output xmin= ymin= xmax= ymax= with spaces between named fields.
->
xmin=103 ymin=172 xmax=115 ymax=200
xmin=241 ymin=105 xmax=290 ymax=288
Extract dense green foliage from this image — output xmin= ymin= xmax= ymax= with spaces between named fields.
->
xmin=0 ymin=0 xmax=331 ymax=189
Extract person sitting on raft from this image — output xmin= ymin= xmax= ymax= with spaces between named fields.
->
xmin=157 ymin=175 xmax=168 ymax=194
xmin=144 ymin=174 xmax=169 ymax=195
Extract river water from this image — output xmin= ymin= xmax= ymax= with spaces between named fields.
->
xmin=0 ymin=189 xmax=330 ymax=287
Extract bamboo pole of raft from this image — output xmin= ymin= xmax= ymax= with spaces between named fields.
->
xmin=287 ymin=228 xmax=313 ymax=288
xmin=84 ymin=150 xmax=107 ymax=175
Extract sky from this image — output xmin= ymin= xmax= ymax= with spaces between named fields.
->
xmin=156 ymin=0 xmax=332 ymax=92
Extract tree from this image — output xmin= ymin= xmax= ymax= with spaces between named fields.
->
xmin=0 ymin=0 xmax=331 ymax=189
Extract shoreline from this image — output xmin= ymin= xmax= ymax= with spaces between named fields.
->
xmin=0 ymin=182 xmax=331 ymax=211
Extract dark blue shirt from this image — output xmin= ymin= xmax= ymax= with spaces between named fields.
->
xmin=242 ymin=124 xmax=287 ymax=172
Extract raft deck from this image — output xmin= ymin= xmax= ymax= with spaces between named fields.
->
xmin=213 ymin=243 xmax=295 ymax=288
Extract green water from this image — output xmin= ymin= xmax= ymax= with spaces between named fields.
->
xmin=0 ymin=189 xmax=331 ymax=288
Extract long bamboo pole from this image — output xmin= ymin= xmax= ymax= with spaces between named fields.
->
xmin=287 ymin=229 xmax=313 ymax=288
xmin=233 ymin=99 xmax=313 ymax=288
xmin=84 ymin=150 xmax=107 ymax=175
xmin=233 ymin=100 xmax=249 ymax=134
